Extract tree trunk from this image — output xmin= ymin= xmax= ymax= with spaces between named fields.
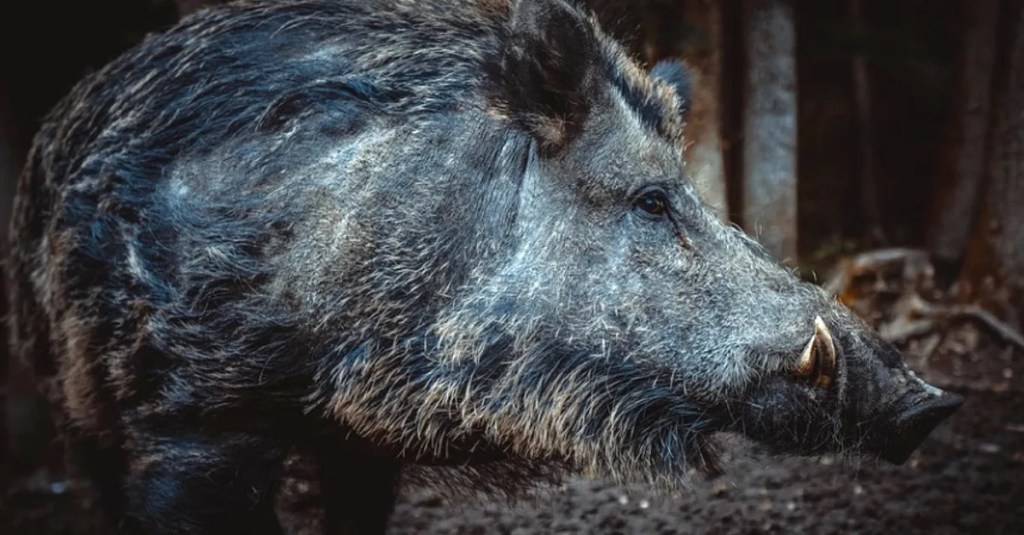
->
xmin=929 ymin=0 xmax=1001 ymax=280
xmin=848 ymin=0 xmax=886 ymax=246
xmin=682 ymin=0 xmax=729 ymax=220
xmin=960 ymin=0 xmax=1024 ymax=328
xmin=741 ymin=0 xmax=798 ymax=260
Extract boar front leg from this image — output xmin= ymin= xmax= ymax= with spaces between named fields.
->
xmin=121 ymin=431 xmax=287 ymax=535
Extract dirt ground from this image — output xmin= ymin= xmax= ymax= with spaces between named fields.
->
xmin=3 ymin=287 xmax=1023 ymax=534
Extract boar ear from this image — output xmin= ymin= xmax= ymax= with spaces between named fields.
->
xmin=650 ymin=60 xmax=691 ymax=120
xmin=486 ymin=0 xmax=598 ymax=154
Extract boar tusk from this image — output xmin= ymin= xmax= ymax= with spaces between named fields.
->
xmin=812 ymin=316 xmax=836 ymax=388
xmin=795 ymin=316 xmax=837 ymax=389
xmin=796 ymin=333 xmax=817 ymax=377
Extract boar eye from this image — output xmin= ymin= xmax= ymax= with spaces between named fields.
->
xmin=633 ymin=190 xmax=669 ymax=218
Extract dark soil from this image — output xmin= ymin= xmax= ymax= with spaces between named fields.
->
xmin=3 ymin=318 xmax=1022 ymax=534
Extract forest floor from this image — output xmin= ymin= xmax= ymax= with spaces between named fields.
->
xmin=3 ymin=257 xmax=1023 ymax=534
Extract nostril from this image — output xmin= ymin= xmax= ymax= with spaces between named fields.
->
xmin=878 ymin=392 xmax=964 ymax=464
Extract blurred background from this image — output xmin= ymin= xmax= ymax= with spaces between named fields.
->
xmin=1 ymin=0 xmax=1021 ymax=533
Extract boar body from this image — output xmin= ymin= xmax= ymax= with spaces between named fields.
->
xmin=6 ymin=1 xmax=961 ymax=533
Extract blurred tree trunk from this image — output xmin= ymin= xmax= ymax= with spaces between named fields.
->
xmin=848 ymin=0 xmax=886 ymax=246
xmin=741 ymin=0 xmax=798 ymax=260
xmin=682 ymin=0 xmax=729 ymax=220
xmin=929 ymin=0 xmax=1001 ymax=282
xmin=960 ymin=0 xmax=1024 ymax=328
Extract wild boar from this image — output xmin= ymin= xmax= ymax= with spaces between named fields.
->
xmin=6 ymin=0 xmax=962 ymax=533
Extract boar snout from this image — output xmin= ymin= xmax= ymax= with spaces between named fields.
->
xmin=870 ymin=386 xmax=964 ymax=465
xmin=842 ymin=327 xmax=964 ymax=464
xmin=724 ymin=311 xmax=962 ymax=465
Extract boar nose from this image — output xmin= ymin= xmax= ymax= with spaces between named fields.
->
xmin=877 ymin=389 xmax=963 ymax=464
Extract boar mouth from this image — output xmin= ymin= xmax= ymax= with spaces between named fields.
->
xmin=721 ymin=316 xmax=963 ymax=466
xmin=777 ymin=316 xmax=962 ymax=465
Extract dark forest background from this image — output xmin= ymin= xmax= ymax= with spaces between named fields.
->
xmin=0 ymin=1 xmax=1022 ymax=531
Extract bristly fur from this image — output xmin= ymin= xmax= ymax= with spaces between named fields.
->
xmin=6 ymin=0 xmax=701 ymax=528
xmin=483 ymin=0 xmax=598 ymax=154
xmin=6 ymin=0 xmax=953 ymax=532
